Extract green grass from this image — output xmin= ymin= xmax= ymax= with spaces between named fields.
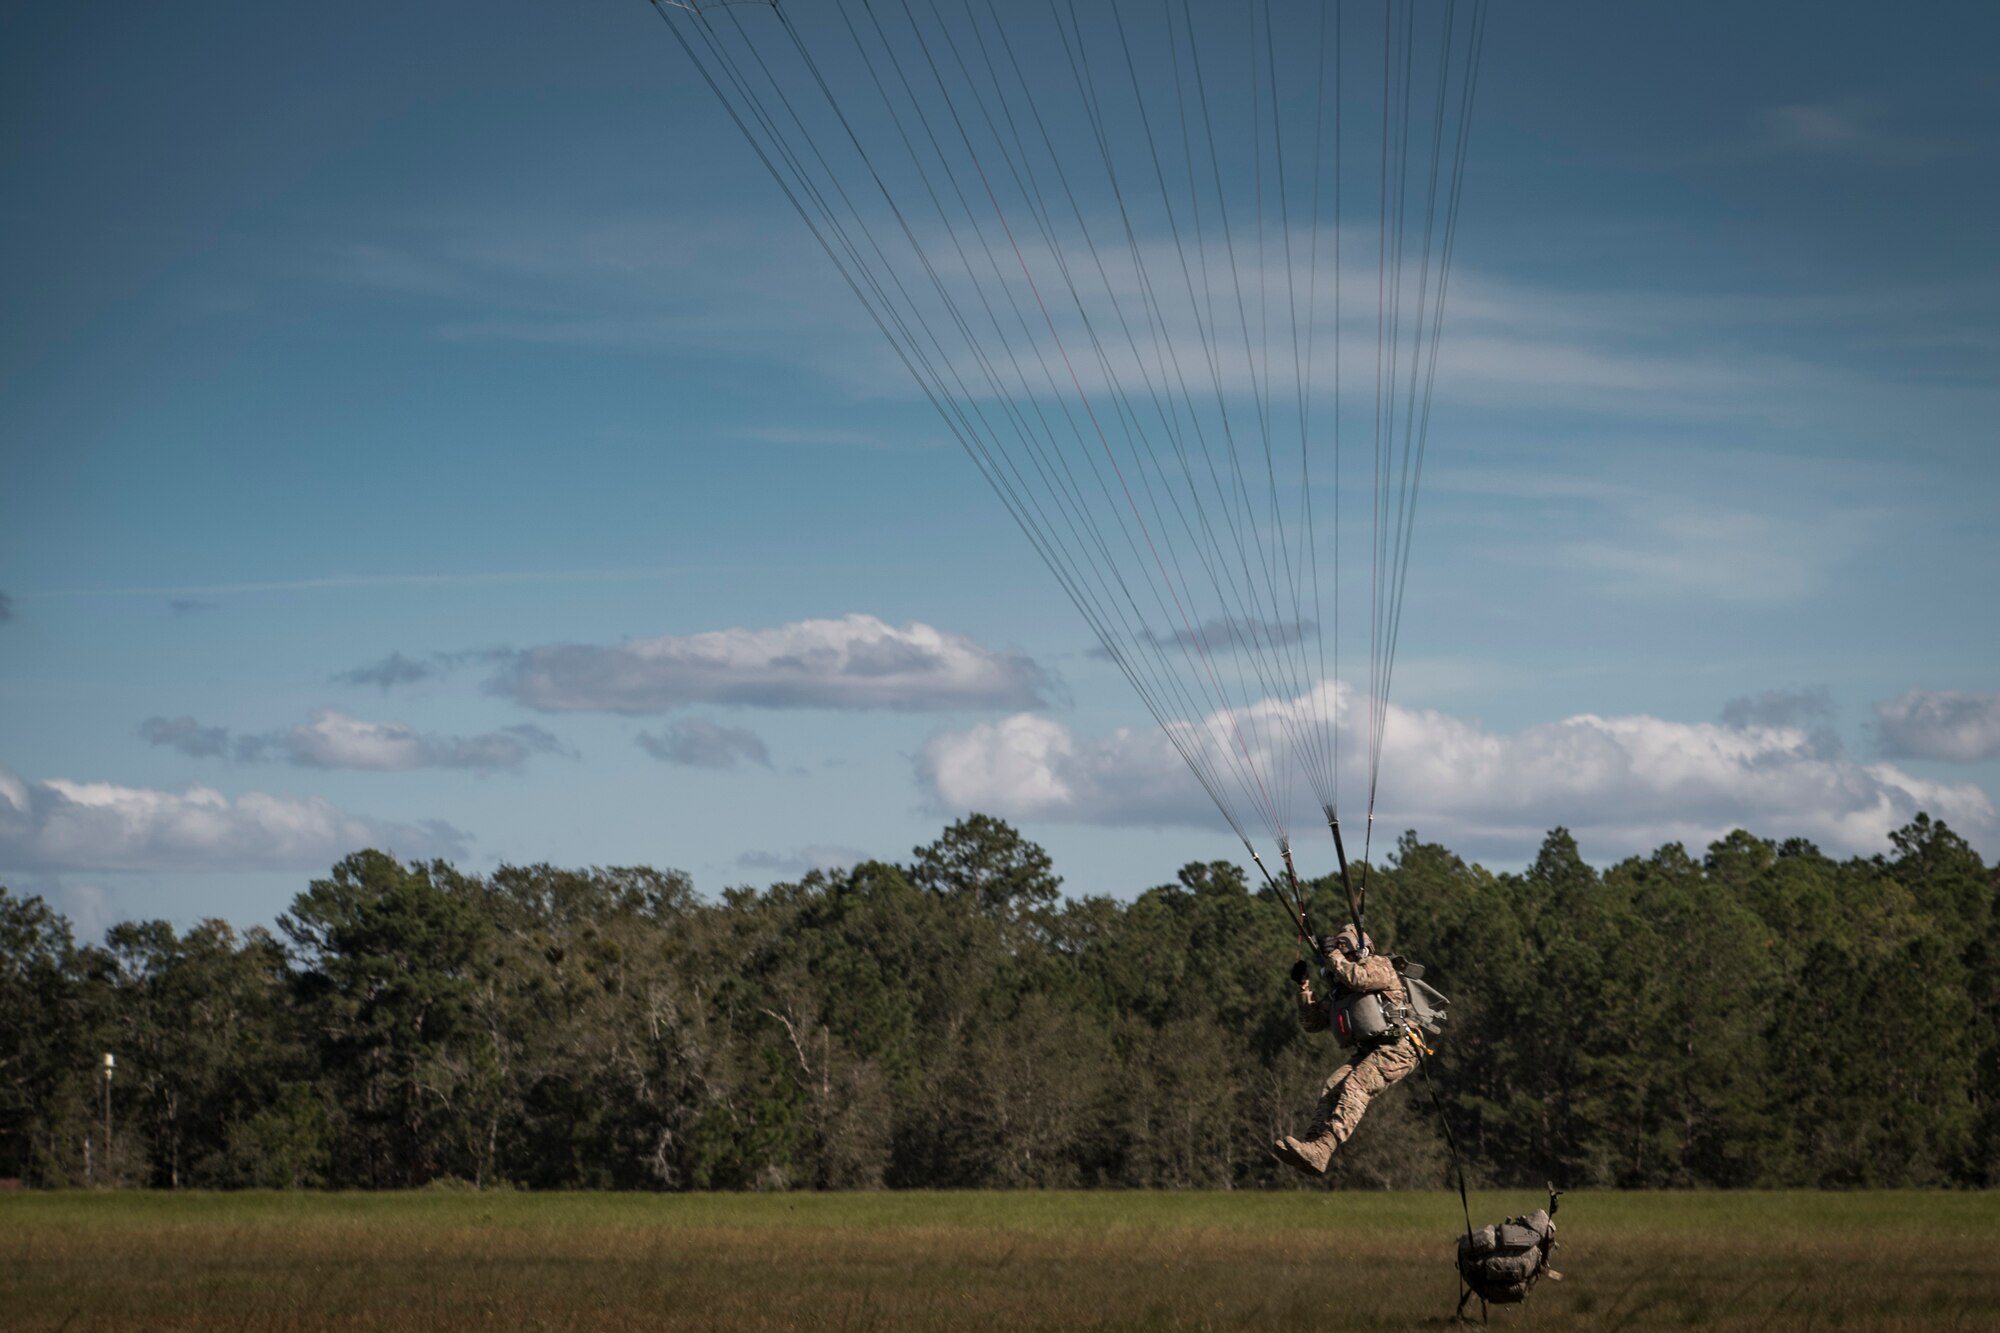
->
xmin=4 ymin=1190 xmax=1997 ymax=1330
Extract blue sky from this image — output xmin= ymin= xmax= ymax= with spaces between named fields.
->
xmin=4 ymin=0 xmax=1997 ymax=938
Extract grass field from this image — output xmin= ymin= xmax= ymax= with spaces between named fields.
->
xmin=3 ymin=1189 xmax=1996 ymax=1330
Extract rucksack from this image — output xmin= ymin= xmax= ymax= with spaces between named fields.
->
xmin=1456 ymin=1203 xmax=1560 ymax=1307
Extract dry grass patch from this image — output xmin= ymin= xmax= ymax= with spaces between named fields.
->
xmin=4 ymin=1190 xmax=1996 ymax=1330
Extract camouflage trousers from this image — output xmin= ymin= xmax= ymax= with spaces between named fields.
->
xmin=1310 ymin=1037 xmax=1419 ymax=1146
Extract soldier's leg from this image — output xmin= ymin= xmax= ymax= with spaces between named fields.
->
xmin=1310 ymin=1060 xmax=1357 ymax=1135
xmin=1327 ymin=1039 xmax=1419 ymax=1145
xmin=1273 ymin=1056 xmax=1363 ymax=1177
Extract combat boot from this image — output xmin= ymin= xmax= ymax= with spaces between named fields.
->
xmin=1271 ymin=1126 xmax=1336 ymax=1177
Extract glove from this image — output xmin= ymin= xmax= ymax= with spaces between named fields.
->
xmin=1289 ymin=959 xmax=1309 ymax=985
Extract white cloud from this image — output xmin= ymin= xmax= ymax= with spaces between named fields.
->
xmin=1874 ymin=689 xmax=2000 ymax=763
xmin=917 ymin=683 xmax=1995 ymax=862
xmin=490 ymin=614 xmax=1049 ymax=714
xmin=268 ymin=710 xmax=564 ymax=771
xmin=0 ymin=767 xmax=468 ymax=874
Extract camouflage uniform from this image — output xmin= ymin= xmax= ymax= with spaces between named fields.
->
xmin=1272 ymin=929 xmax=1419 ymax=1176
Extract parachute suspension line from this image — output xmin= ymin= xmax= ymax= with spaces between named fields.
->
xmin=1259 ymin=0 xmax=1328 ymax=823
xmin=1174 ymin=0 xmax=1313 ymax=830
xmin=1053 ymin=0 xmax=1328 ymax=834
xmin=1316 ymin=0 xmax=1345 ymax=824
xmin=681 ymin=0 xmax=1263 ymax=845
xmin=1092 ymin=0 xmax=1332 ymax=795
xmin=1360 ymin=0 xmax=1487 ymax=874
xmin=1368 ymin=0 xmax=1420 ymax=872
xmin=906 ymin=0 xmax=1295 ymax=842
xmin=1024 ymin=0 xmax=1330 ymax=814
xmin=652 ymin=1 xmax=1484 ymax=889
xmin=1375 ymin=0 xmax=1487 ymax=794
xmin=895 ymin=0 xmax=1289 ymax=844
xmin=845 ymin=0 xmax=1283 ymax=843
xmin=654 ymin=0 xmax=1246 ymax=851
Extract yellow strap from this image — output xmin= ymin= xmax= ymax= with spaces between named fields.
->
xmin=1406 ymin=1030 xmax=1435 ymax=1057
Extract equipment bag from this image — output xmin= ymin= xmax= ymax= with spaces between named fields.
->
xmin=1456 ymin=1205 xmax=1559 ymax=1306
xmin=1330 ymin=989 xmax=1397 ymax=1047
xmin=1329 ymin=959 xmax=1450 ymax=1049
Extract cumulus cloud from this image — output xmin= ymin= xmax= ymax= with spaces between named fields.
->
xmin=1873 ymin=689 xmax=2000 ymax=763
xmin=141 ymin=715 xmax=233 ymax=759
xmin=636 ymin=719 xmax=772 ymax=770
xmin=0 ymin=767 xmax=468 ymax=874
xmin=917 ymin=683 xmax=1994 ymax=861
xmin=490 ymin=614 xmax=1049 ymax=715
xmin=141 ymin=710 xmax=568 ymax=771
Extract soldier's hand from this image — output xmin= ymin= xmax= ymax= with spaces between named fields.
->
xmin=1289 ymin=959 xmax=1309 ymax=985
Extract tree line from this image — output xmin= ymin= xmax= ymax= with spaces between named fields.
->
xmin=3 ymin=813 xmax=1994 ymax=1191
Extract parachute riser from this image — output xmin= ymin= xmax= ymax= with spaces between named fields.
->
xmin=1326 ymin=808 xmax=1368 ymax=945
xmin=1248 ymin=848 xmax=1312 ymax=943
xmin=1279 ymin=842 xmax=1316 ymax=942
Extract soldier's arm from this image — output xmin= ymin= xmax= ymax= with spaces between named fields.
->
xmin=1317 ymin=947 xmax=1399 ymax=995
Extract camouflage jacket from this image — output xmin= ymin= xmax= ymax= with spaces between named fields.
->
xmin=1296 ymin=947 xmax=1406 ymax=1034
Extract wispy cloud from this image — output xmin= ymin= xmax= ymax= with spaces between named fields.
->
xmin=490 ymin=614 xmax=1050 ymax=715
xmin=140 ymin=710 xmax=570 ymax=772
xmin=1087 ymin=615 xmax=1315 ymax=661
xmin=1431 ymin=446 xmax=1898 ymax=606
xmin=0 ymin=766 xmax=468 ymax=874
xmin=1557 ymin=505 xmax=1870 ymax=603
xmin=331 ymin=648 xmax=511 ymax=690
xmin=295 ymin=208 xmax=1995 ymax=450
xmin=26 ymin=567 xmax=688 ymax=602
xmin=731 ymin=425 xmax=896 ymax=449
xmin=736 ymin=844 xmax=868 ymax=878
xmin=636 ymin=719 xmax=772 ymax=770
xmin=1748 ymin=100 xmax=1960 ymax=162
xmin=334 ymin=652 xmax=436 ymax=689
xmin=1873 ymin=689 xmax=2000 ymax=763
xmin=168 ymin=599 xmax=219 ymax=617
xmin=140 ymin=716 xmax=232 ymax=759
xmin=0 ymin=591 xmax=12 ymax=622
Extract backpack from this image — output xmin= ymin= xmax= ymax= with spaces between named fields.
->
xmin=1456 ymin=1205 xmax=1560 ymax=1306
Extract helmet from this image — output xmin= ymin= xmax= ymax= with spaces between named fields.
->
xmin=1333 ymin=924 xmax=1372 ymax=960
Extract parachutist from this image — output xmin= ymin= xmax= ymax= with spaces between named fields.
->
xmin=1272 ymin=924 xmax=1444 ymax=1177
